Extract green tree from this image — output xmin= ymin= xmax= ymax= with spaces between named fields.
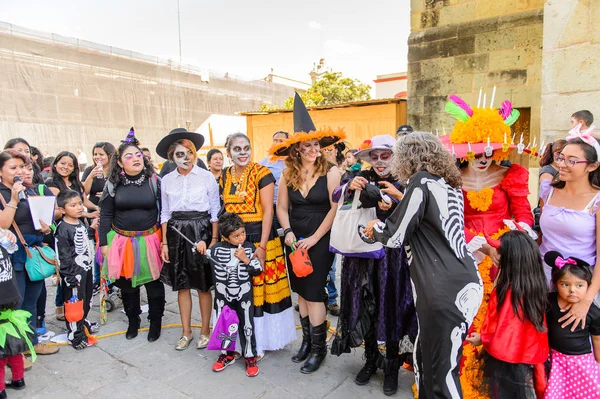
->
xmin=259 ymin=71 xmax=371 ymax=111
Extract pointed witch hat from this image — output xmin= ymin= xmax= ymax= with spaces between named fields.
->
xmin=122 ymin=127 xmax=140 ymax=146
xmin=268 ymin=92 xmax=345 ymax=157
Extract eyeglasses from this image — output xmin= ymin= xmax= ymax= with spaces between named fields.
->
xmin=554 ymin=153 xmax=590 ymax=167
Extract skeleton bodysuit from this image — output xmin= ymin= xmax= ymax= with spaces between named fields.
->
xmin=55 ymin=220 xmax=94 ymax=347
xmin=368 ymin=171 xmax=483 ymax=399
xmin=207 ymin=241 xmax=262 ymax=358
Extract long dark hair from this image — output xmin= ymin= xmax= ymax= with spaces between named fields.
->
xmin=539 ymin=140 xmax=566 ymax=168
xmin=4 ymin=138 xmax=31 ymax=151
xmin=49 ymin=151 xmax=83 ymax=193
xmin=108 ymin=143 xmax=154 ymax=186
xmin=552 ymin=138 xmax=600 ymax=189
xmin=496 ymin=231 xmax=547 ymax=331
xmin=92 ymin=142 xmax=116 ymax=167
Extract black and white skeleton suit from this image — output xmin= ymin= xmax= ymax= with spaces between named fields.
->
xmin=207 ymin=241 xmax=262 ymax=358
xmin=367 ymin=171 xmax=483 ymax=399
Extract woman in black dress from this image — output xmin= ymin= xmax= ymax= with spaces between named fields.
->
xmin=363 ymin=132 xmax=483 ymax=399
xmin=273 ymin=93 xmax=344 ymax=374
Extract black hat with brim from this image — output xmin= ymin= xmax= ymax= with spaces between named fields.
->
xmin=156 ymin=128 xmax=205 ymax=159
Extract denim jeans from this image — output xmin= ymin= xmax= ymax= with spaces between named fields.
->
xmin=326 ymin=261 xmax=338 ymax=305
xmin=15 ymin=268 xmax=44 ymax=345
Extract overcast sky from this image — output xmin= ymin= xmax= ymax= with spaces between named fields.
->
xmin=2 ymin=0 xmax=411 ymax=85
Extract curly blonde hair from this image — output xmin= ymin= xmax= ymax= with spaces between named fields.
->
xmin=393 ymin=131 xmax=462 ymax=188
xmin=283 ymin=143 xmax=330 ymax=191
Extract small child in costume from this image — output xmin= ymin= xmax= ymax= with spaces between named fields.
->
xmin=205 ymin=212 xmax=262 ymax=377
xmin=55 ymin=190 xmax=97 ymax=350
xmin=466 ymin=231 xmax=549 ymax=399
xmin=544 ymin=251 xmax=600 ymax=399
xmin=0 ymin=229 xmax=34 ymax=398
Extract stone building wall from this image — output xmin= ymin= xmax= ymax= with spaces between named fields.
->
xmin=541 ymin=0 xmax=600 ymax=141
xmin=408 ymin=0 xmax=544 ymax=145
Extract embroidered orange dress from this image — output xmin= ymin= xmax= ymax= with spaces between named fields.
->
xmin=460 ymin=164 xmax=534 ymax=399
xmin=220 ymin=162 xmax=296 ymax=352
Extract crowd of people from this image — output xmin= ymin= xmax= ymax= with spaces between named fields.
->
xmin=0 ymin=92 xmax=599 ymax=399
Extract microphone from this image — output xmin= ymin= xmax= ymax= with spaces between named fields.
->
xmin=13 ymin=177 xmax=26 ymax=201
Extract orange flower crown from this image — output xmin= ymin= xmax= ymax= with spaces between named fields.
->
xmin=267 ymin=127 xmax=346 ymax=157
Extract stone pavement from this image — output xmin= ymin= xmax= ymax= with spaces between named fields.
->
xmin=7 ymin=279 xmax=415 ymax=399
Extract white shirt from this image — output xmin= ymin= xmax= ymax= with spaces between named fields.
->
xmin=161 ymin=165 xmax=220 ymax=224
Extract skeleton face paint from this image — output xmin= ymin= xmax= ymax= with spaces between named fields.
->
xmin=370 ymin=150 xmax=393 ymax=177
xmin=173 ymin=144 xmax=194 ymax=170
xmin=229 ymin=137 xmax=251 ymax=167
xmin=469 ymin=154 xmax=492 ymax=173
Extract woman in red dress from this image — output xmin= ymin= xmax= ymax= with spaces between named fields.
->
xmin=440 ymin=95 xmax=537 ymax=398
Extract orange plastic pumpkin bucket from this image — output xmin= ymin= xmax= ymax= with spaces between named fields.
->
xmin=289 ymin=246 xmax=313 ymax=278
xmin=65 ymin=297 xmax=84 ymax=323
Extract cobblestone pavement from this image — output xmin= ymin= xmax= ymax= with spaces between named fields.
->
xmin=8 ymin=275 xmax=415 ymax=399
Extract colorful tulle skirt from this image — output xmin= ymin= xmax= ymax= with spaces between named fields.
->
xmin=102 ymin=225 xmax=163 ymax=288
xmin=545 ymin=350 xmax=600 ymax=399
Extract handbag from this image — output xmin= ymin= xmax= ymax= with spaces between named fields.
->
xmin=207 ymin=305 xmax=239 ymax=351
xmin=0 ymin=194 xmax=58 ymax=281
xmin=289 ymin=245 xmax=313 ymax=278
xmin=329 ymin=186 xmax=385 ymax=259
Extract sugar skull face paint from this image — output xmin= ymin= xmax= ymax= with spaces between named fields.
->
xmin=370 ymin=150 xmax=393 ymax=177
xmin=229 ymin=137 xmax=252 ymax=167
xmin=469 ymin=153 xmax=492 ymax=173
xmin=174 ymin=144 xmax=194 ymax=170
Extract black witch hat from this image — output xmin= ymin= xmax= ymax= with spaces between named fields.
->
xmin=268 ymin=92 xmax=345 ymax=157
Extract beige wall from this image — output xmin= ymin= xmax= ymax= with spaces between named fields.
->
xmin=245 ymin=102 xmax=407 ymax=161
xmin=408 ymin=1 xmax=544 ymax=169
xmin=541 ymin=0 xmax=600 ymax=141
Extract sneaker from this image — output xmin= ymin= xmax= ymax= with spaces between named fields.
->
xmin=36 ymin=320 xmax=47 ymax=336
xmin=73 ymin=340 xmax=88 ymax=351
xmin=92 ymin=283 xmax=101 ymax=296
xmin=245 ymin=357 xmax=259 ymax=377
xmin=89 ymin=322 xmax=100 ymax=334
xmin=327 ymin=303 xmax=340 ymax=316
xmin=212 ymin=354 xmax=235 ymax=372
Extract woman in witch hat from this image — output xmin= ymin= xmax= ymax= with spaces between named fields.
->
xmin=99 ymin=128 xmax=165 ymax=342
xmin=271 ymin=93 xmax=344 ymax=374
xmin=439 ymin=94 xmax=536 ymax=399
xmin=156 ymin=128 xmax=220 ymax=351
xmin=220 ymin=132 xmax=297 ymax=358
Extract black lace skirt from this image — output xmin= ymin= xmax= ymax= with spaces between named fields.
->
xmin=161 ymin=211 xmax=213 ymax=291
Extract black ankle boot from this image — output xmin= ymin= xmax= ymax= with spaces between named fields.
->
xmin=5 ymin=378 xmax=25 ymax=390
xmin=300 ymin=321 xmax=327 ymax=374
xmin=383 ymin=358 xmax=400 ymax=396
xmin=292 ymin=316 xmax=311 ymax=363
xmin=122 ymin=292 xmax=141 ymax=340
xmin=147 ymin=295 xmax=165 ymax=342
xmin=355 ymin=334 xmax=380 ymax=386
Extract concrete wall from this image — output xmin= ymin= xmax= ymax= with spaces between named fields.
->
xmin=541 ymin=0 xmax=600 ymax=141
xmin=408 ymin=0 xmax=544 ymax=149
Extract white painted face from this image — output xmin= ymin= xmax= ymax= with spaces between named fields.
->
xmin=173 ymin=144 xmax=194 ymax=170
xmin=469 ymin=154 xmax=492 ymax=173
xmin=370 ymin=150 xmax=393 ymax=177
xmin=229 ymin=137 xmax=251 ymax=167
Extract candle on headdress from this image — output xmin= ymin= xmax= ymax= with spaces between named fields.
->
xmin=477 ymin=88 xmax=482 ymax=108
xmin=490 ymin=85 xmax=497 ymax=109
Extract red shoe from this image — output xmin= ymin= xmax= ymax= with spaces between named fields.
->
xmin=212 ymin=354 xmax=235 ymax=372
xmin=245 ymin=357 xmax=259 ymax=377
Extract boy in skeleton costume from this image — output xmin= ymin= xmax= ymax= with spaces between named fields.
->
xmin=362 ymin=132 xmax=483 ymax=399
xmin=55 ymin=191 xmax=96 ymax=350
xmin=206 ymin=213 xmax=262 ymax=377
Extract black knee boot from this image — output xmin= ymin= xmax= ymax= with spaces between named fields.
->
xmin=355 ymin=330 xmax=380 ymax=385
xmin=292 ymin=316 xmax=311 ymax=363
xmin=121 ymin=291 xmax=141 ymax=340
xmin=147 ymin=294 xmax=165 ymax=342
xmin=383 ymin=342 xmax=400 ymax=396
xmin=300 ymin=321 xmax=327 ymax=374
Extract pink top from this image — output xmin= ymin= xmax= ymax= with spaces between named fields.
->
xmin=539 ymin=180 xmax=600 ymax=270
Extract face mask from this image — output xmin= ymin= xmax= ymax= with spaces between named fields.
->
xmin=469 ymin=155 xmax=492 ymax=173
xmin=230 ymin=138 xmax=251 ymax=167
xmin=370 ymin=150 xmax=392 ymax=177
xmin=174 ymin=144 xmax=193 ymax=169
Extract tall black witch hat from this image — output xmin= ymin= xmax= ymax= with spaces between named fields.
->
xmin=269 ymin=92 xmax=345 ymax=157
